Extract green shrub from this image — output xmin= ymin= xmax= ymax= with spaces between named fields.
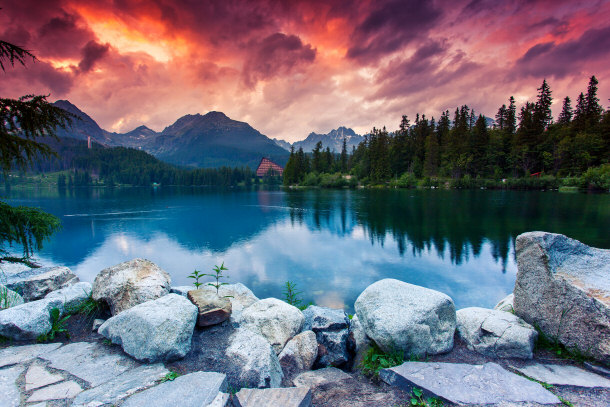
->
xmin=360 ymin=342 xmax=404 ymax=377
xmin=37 ymin=308 xmax=70 ymax=342
xmin=302 ymin=172 xmax=320 ymax=186
xmin=581 ymin=164 xmax=610 ymax=191
xmin=391 ymin=173 xmax=417 ymax=188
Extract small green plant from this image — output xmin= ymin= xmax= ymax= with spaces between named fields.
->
xmin=206 ymin=262 xmax=229 ymax=294
xmin=69 ymin=292 xmax=104 ymax=319
xmin=409 ymin=387 xmax=444 ymax=406
xmin=360 ymin=342 xmax=404 ymax=378
xmin=188 ymin=269 xmax=206 ymax=289
xmin=558 ymin=395 xmax=574 ymax=407
xmin=283 ymin=281 xmax=302 ymax=307
xmin=160 ymin=371 xmax=180 ymax=382
xmin=102 ymin=338 xmax=113 ymax=346
xmin=37 ymin=307 xmax=70 ymax=342
xmin=348 ymin=314 xmax=353 ymax=319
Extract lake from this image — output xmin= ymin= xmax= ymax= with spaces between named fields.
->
xmin=3 ymin=187 xmax=609 ymax=313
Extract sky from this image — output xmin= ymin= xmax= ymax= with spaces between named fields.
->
xmin=1 ymin=0 xmax=609 ymax=142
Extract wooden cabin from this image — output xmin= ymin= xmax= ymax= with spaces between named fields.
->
xmin=256 ymin=157 xmax=284 ymax=177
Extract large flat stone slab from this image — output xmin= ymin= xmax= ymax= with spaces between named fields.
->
xmin=27 ymin=380 xmax=83 ymax=402
xmin=72 ymin=363 xmax=169 ymax=406
xmin=234 ymin=387 xmax=312 ymax=407
xmin=121 ymin=371 xmax=227 ymax=407
xmin=380 ymin=362 xmax=560 ymax=405
xmin=0 ymin=343 xmax=61 ymax=368
xmin=40 ymin=342 xmax=139 ymax=387
xmin=25 ymin=364 xmax=64 ymax=391
xmin=0 ymin=365 xmax=25 ymax=407
xmin=513 ymin=363 xmax=610 ymax=388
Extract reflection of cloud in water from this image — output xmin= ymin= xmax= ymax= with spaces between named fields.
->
xmin=38 ymin=219 xmax=517 ymax=312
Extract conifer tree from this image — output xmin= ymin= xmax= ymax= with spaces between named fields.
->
xmin=1 ymin=39 xmax=72 ymax=265
xmin=584 ymin=75 xmax=603 ymax=127
xmin=557 ymin=96 xmax=573 ymax=125
xmin=340 ymin=138 xmax=348 ymax=173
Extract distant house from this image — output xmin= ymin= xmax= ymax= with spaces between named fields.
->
xmin=256 ymin=157 xmax=284 ymax=177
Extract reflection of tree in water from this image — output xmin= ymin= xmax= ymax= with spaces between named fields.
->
xmin=285 ymin=189 xmax=610 ymax=270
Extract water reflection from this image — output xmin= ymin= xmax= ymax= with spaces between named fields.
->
xmin=3 ymin=187 xmax=609 ymax=312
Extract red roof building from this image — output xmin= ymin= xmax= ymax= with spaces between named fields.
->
xmin=256 ymin=157 xmax=284 ymax=177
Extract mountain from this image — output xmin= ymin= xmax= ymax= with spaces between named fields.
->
xmin=52 ymin=100 xmax=115 ymax=145
xmin=272 ymin=138 xmax=292 ymax=151
xmin=148 ymin=112 xmax=288 ymax=168
xmin=293 ymin=127 xmax=364 ymax=153
xmin=51 ymin=101 xmax=288 ymax=169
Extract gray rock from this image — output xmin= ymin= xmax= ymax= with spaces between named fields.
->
xmin=584 ymin=361 xmax=610 ymax=378
xmin=92 ymin=318 xmax=105 ymax=332
xmin=92 ymin=258 xmax=171 ymax=315
xmin=0 ymin=365 xmax=24 ymax=407
xmin=241 ymin=298 xmax=304 ymax=354
xmin=380 ymin=362 xmax=560 ymax=405
xmin=180 ymin=283 xmax=258 ymax=323
xmin=187 ymin=289 xmax=232 ymax=326
xmin=293 ymin=367 xmax=353 ymax=389
xmin=494 ymin=293 xmax=515 ymax=313
xmin=4 ymin=266 xmax=79 ymax=302
xmin=279 ymin=330 xmax=318 ymax=384
xmin=99 ymin=294 xmax=197 ymax=362
xmin=25 ymin=363 xmax=63 ymax=391
xmin=234 ymin=387 xmax=312 ymax=407
xmin=44 ymin=282 xmax=92 ymax=314
xmin=121 ymin=371 xmax=227 ymax=407
xmin=0 ymin=343 xmax=61 ymax=368
xmin=514 ymin=232 xmax=610 ymax=364
xmin=513 ymin=363 xmax=610 ymax=388
xmin=0 ymin=297 xmax=63 ymax=340
xmin=27 ymin=380 xmax=83 ymax=402
xmin=40 ymin=342 xmax=139 ymax=387
xmin=72 ymin=363 xmax=169 ymax=406
xmin=354 ymin=279 xmax=456 ymax=358
xmin=226 ymin=327 xmax=283 ymax=388
xmin=303 ymin=305 xmax=349 ymax=332
xmin=347 ymin=315 xmax=372 ymax=370
xmin=0 ymin=284 xmax=23 ymax=309
xmin=456 ymin=307 xmax=538 ymax=359
xmin=208 ymin=392 xmax=230 ymax=407
xmin=302 ymin=305 xmax=350 ymax=368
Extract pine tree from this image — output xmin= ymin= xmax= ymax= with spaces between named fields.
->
xmin=506 ymin=96 xmax=517 ymax=134
xmin=495 ymin=104 xmax=507 ymax=130
xmin=340 ymin=138 xmax=348 ymax=173
xmin=0 ymin=40 xmax=72 ymax=265
xmin=573 ymin=92 xmax=586 ymax=131
xmin=533 ymin=79 xmax=553 ymax=133
xmin=584 ymin=75 xmax=603 ymax=128
xmin=557 ymin=96 xmax=573 ymax=125
xmin=312 ymin=141 xmax=323 ymax=173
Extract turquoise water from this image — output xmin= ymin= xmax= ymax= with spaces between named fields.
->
xmin=3 ymin=187 xmax=609 ymax=312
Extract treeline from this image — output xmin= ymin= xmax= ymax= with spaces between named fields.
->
xmin=284 ymin=76 xmax=610 ymax=189
xmin=29 ymin=138 xmax=257 ymax=187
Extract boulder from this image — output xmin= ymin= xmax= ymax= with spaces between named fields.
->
xmin=456 ymin=307 xmax=538 ymax=359
xmin=347 ymin=315 xmax=372 ymax=370
xmin=0 ymin=297 xmax=63 ymax=340
xmin=44 ymin=282 xmax=92 ymax=314
xmin=513 ymin=232 xmax=610 ymax=364
xmin=225 ymin=327 xmax=283 ymax=388
xmin=174 ymin=283 xmax=258 ymax=323
xmin=233 ymin=387 xmax=312 ymax=407
xmin=5 ymin=266 xmax=79 ymax=302
xmin=278 ymin=330 xmax=318 ymax=384
xmin=98 ymin=294 xmax=197 ymax=362
xmin=92 ymin=258 xmax=171 ymax=315
xmin=494 ymin=293 xmax=515 ymax=313
xmin=121 ymin=371 xmax=227 ymax=407
xmin=187 ymin=289 xmax=232 ymax=326
xmin=302 ymin=305 xmax=350 ymax=368
xmin=354 ymin=279 xmax=456 ymax=358
xmin=380 ymin=362 xmax=559 ymax=405
xmin=0 ymin=284 xmax=24 ymax=309
xmin=241 ymin=298 xmax=304 ymax=354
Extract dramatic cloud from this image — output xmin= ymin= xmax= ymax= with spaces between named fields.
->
xmin=1 ymin=0 xmax=609 ymax=141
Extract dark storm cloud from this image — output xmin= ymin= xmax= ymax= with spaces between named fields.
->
xmin=78 ymin=40 xmax=110 ymax=73
xmin=347 ymin=0 xmax=443 ymax=64
xmin=243 ymin=33 xmax=316 ymax=87
xmin=515 ymin=25 xmax=610 ymax=78
xmin=373 ymin=40 xmax=481 ymax=99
